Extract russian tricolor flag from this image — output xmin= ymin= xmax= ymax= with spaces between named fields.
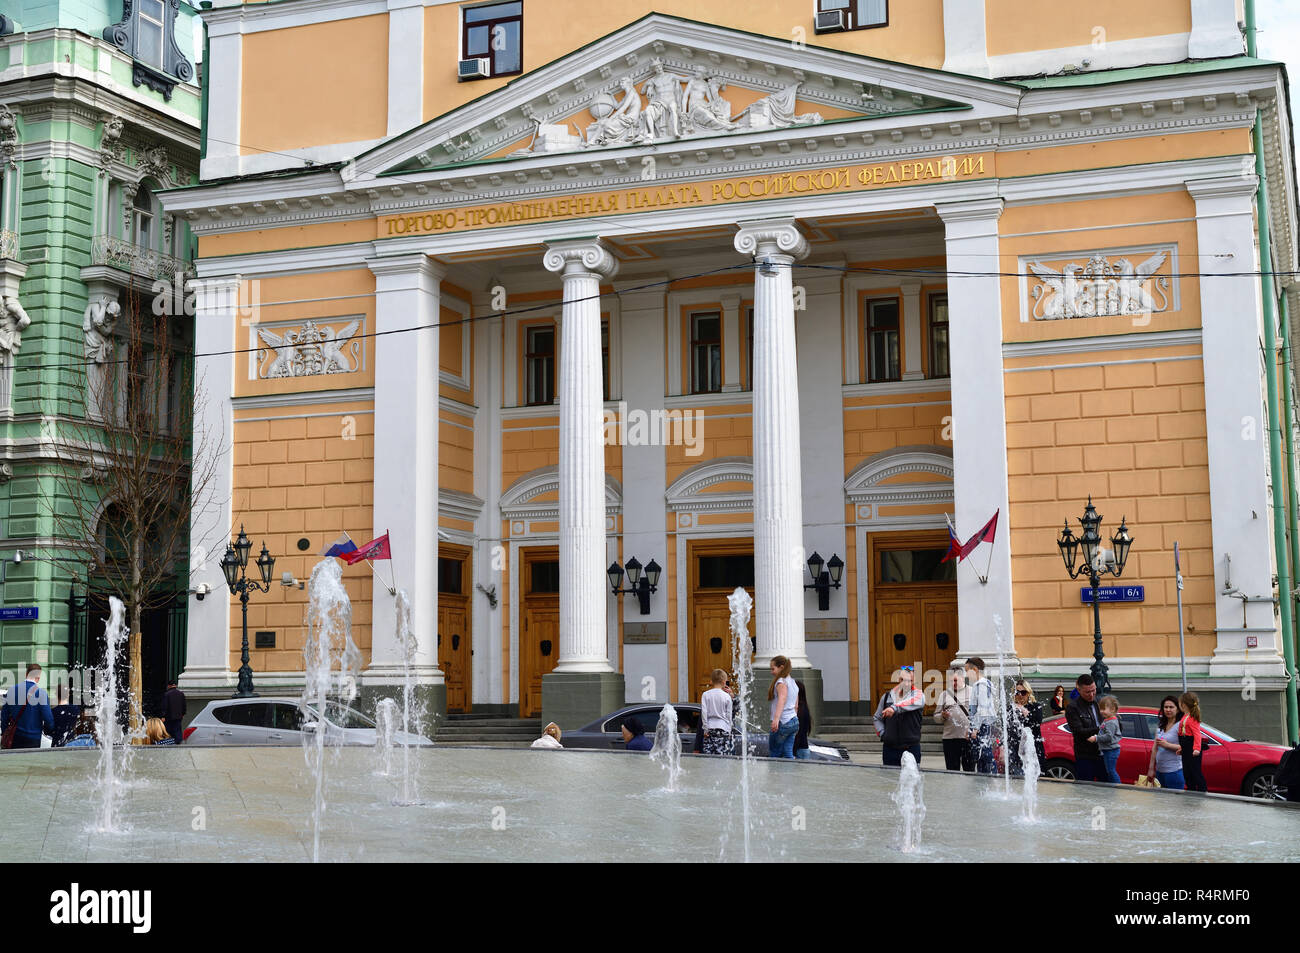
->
xmin=319 ymin=533 xmax=357 ymax=560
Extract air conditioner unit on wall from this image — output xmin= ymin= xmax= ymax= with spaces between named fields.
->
xmin=458 ymin=58 xmax=489 ymax=80
xmin=814 ymin=9 xmax=847 ymax=33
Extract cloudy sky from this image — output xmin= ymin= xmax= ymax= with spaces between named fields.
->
xmin=1257 ymin=0 xmax=1300 ymax=175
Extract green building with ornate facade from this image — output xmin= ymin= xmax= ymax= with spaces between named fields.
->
xmin=0 ymin=1 xmax=201 ymax=710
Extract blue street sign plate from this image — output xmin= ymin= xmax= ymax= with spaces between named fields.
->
xmin=1080 ymin=586 xmax=1144 ymax=603
xmin=0 ymin=606 xmax=38 ymax=620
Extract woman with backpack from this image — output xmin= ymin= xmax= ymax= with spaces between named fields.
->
xmin=935 ymin=664 xmax=973 ymax=771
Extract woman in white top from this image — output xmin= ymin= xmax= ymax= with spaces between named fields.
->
xmin=767 ymin=655 xmax=800 ymax=759
xmin=530 ymin=722 xmax=563 ymax=749
xmin=700 ymin=668 xmax=734 ymax=755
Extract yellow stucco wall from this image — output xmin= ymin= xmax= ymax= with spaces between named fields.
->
xmin=985 ymin=0 xmax=1192 ymax=56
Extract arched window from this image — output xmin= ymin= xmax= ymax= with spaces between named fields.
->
xmin=133 ymin=183 xmax=155 ymax=249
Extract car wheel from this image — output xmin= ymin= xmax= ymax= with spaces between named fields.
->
xmin=1043 ymin=759 xmax=1076 ymax=782
xmin=1242 ymin=767 xmax=1286 ymax=801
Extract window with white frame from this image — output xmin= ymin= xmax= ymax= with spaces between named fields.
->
xmin=462 ymin=1 xmax=523 ymax=79
xmin=134 ymin=0 xmax=166 ymax=68
xmin=132 ymin=184 xmax=155 ymax=250
xmin=690 ymin=311 xmax=722 ymax=395
xmin=864 ymin=297 xmax=901 ymax=383
xmin=815 ymin=0 xmax=888 ymax=31
xmin=525 ymin=324 xmax=555 ymax=406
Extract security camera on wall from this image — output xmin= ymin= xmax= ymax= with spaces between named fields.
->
xmin=192 ymin=582 xmax=211 ymax=601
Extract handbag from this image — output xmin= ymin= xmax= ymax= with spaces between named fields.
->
xmin=1135 ymin=774 xmax=1162 ymax=789
xmin=1 ymin=697 xmax=27 ymax=750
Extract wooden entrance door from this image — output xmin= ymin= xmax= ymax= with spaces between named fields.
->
xmin=687 ymin=539 xmax=755 ymax=702
xmin=519 ymin=548 xmax=560 ymax=718
xmin=437 ymin=545 xmax=472 ymax=713
xmin=869 ymin=531 xmax=959 ymax=707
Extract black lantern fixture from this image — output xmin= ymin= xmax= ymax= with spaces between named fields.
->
xmin=609 ymin=556 xmax=660 ymax=615
xmin=804 ymin=550 xmax=844 ymax=612
xmin=222 ymin=524 xmax=275 ymax=698
xmin=1056 ymin=498 xmax=1135 ymax=695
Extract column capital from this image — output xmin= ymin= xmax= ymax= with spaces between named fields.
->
xmin=1186 ymin=173 xmax=1259 ymax=207
xmin=935 ymin=197 xmax=1004 ymax=226
xmin=543 ymin=238 xmax=618 ymax=279
xmin=734 ymin=217 xmax=809 ymax=261
xmin=366 ymin=253 xmax=446 ymax=287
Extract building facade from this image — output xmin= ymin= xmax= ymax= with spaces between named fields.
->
xmin=168 ymin=0 xmax=1298 ymax=741
xmin=0 ymin=1 xmax=201 ymax=710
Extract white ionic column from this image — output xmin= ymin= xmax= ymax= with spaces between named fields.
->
xmin=1188 ymin=175 xmax=1285 ymax=676
xmin=937 ymin=199 xmax=1015 ymax=661
xmin=543 ymin=239 xmax=618 ymax=672
xmin=735 ymin=218 xmax=810 ymax=668
xmin=181 ymin=276 xmax=241 ymax=690
xmin=365 ymin=254 xmax=444 ymax=688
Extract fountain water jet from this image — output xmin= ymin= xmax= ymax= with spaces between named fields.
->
xmin=302 ymin=559 xmax=363 ymax=862
xmin=892 ymin=751 xmax=926 ymax=852
xmin=391 ymin=589 xmax=424 ymax=805
xmin=374 ymin=698 xmax=400 ymax=777
xmin=649 ymin=704 xmax=682 ymax=791
xmin=992 ymin=614 xmax=1012 ymax=798
xmin=1021 ymin=726 xmax=1041 ymax=822
xmin=92 ymin=597 xmax=130 ymax=834
xmin=727 ymin=586 xmax=753 ymax=863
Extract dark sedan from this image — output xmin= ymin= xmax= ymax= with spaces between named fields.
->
xmin=561 ymin=703 xmax=850 ymax=762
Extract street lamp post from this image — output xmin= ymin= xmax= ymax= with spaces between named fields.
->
xmin=1056 ymin=498 xmax=1133 ymax=695
xmin=220 ymin=525 xmax=275 ymax=698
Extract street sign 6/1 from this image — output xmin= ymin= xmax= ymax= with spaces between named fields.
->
xmin=1080 ymin=586 xmax=1144 ymax=603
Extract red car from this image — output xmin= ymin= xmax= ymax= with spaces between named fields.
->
xmin=1040 ymin=707 xmax=1290 ymax=800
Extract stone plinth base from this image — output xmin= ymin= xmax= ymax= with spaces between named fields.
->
xmin=542 ymin=671 xmax=626 ymax=731
xmin=749 ymin=667 xmax=823 ymax=737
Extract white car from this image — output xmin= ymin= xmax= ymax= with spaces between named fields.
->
xmin=183 ymin=696 xmax=432 ymax=747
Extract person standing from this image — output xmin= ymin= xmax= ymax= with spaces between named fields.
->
xmin=162 ymin=680 xmax=187 ymax=745
xmin=1005 ymin=679 xmax=1044 ymax=777
xmin=935 ymin=664 xmax=973 ymax=772
xmin=965 ymin=657 xmax=997 ymax=774
xmin=700 ymin=668 xmax=735 ymax=755
xmin=767 ymin=656 xmax=800 ymax=759
xmin=1 ymin=664 xmax=55 ymax=750
xmin=874 ymin=666 xmax=925 ymax=766
xmin=1178 ymin=692 xmax=1207 ymax=792
xmin=50 ymin=684 xmax=81 ymax=748
xmin=1093 ymin=695 xmax=1123 ymax=784
xmin=1049 ymin=685 xmax=1067 ymax=716
xmin=621 ymin=717 xmax=654 ymax=752
xmin=1065 ymin=674 xmax=1104 ymax=781
xmin=1146 ymin=695 xmax=1185 ymax=790
xmin=793 ymin=678 xmax=813 ymax=760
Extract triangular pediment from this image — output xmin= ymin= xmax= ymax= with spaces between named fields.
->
xmin=352 ymin=14 xmax=1020 ymax=181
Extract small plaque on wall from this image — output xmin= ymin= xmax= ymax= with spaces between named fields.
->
xmin=805 ymin=618 xmax=848 ymax=641
xmin=624 ymin=622 xmax=666 ymax=644
xmin=255 ymin=631 xmax=276 ymax=649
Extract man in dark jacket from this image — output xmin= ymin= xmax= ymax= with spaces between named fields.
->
xmin=874 ymin=666 xmax=925 ymax=766
xmin=162 ymin=681 xmax=187 ymax=744
xmin=1065 ymin=674 xmax=1104 ymax=781
xmin=2 ymin=664 xmax=55 ymax=749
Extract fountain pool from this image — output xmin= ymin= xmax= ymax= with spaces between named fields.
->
xmin=0 ymin=746 xmax=1293 ymax=863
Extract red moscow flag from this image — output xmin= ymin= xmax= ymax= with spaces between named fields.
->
xmin=344 ymin=533 xmax=391 ymax=565
xmin=957 ymin=509 xmax=999 ymax=561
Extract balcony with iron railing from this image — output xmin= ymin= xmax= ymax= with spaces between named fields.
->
xmin=91 ymin=234 xmax=192 ymax=284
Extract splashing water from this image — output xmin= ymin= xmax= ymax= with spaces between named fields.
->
xmin=92 ymin=597 xmax=130 ymax=834
xmin=727 ymin=586 xmax=754 ymax=863
xmin=992 ymin=614 xmax=1011 ymax=799
xmin=892 ymin=751 xmax=926 ymax=853
xmin=302 ymin=559 xmax=363 ymax=863
xmin=649 ymin=704 xmax=682 ymax=791
xmin=1021 ymin=725 xmax=1041 ymax=822
xmin=374 ymin=698 xmax=400 ymax=777
xmin=392 ymin=589 xmax=423 ymax=806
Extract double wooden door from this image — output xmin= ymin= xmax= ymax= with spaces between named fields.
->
xmin=870 ymin=532 xmax=959 ymax=708
xmin=437 ymin=545 xmax=472 ymax=713
xmin=519 ymin=547 xmax=560 ymax=718
xmin=687 ymin=540 xmax=755 ymax=702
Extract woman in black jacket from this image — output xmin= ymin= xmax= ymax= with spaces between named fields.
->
xmin=793 ymin=678 xmax=813 ymax=759
xmin=1005 ymin=680 xmax=1044 ymax=777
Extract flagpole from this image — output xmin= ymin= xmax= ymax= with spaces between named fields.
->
xmin=346 ymin=532 xmax=396 ymax=597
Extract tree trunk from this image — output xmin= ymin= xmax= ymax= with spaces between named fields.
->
xmin=130 ymin=533 xmax=145 ymax=743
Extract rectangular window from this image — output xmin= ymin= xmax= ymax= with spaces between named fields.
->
xmin=438 ymin=557 xmax=464 ymax=595
xmin=816 ymin=0 xmax=888 ymax=31
xmin=745 ymin=307 xmax=754 ymax=392
xmin=690 ymin=311 xmax=722 ymax=394
xmin=865 ymin=297 xmax=901 ymax=383
xmin=879 ymin=549 xmax=956 ymax=584
xmin=462 ymin=1 xmax=523 ymax=79
xmin=928 ymin=293 xmax=950 ymax=379
xmin=530 ymin=560 xmax=560 ymax=594
xmin=525 ymin=324 xmax=554 ymax=406
xmin=136 ymin=0 xmax=165 ymax=68
xmin=601 ymin=319 xmax=610 ymax=402
xmin=698 ymin=555 xmax=755 ymax=589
